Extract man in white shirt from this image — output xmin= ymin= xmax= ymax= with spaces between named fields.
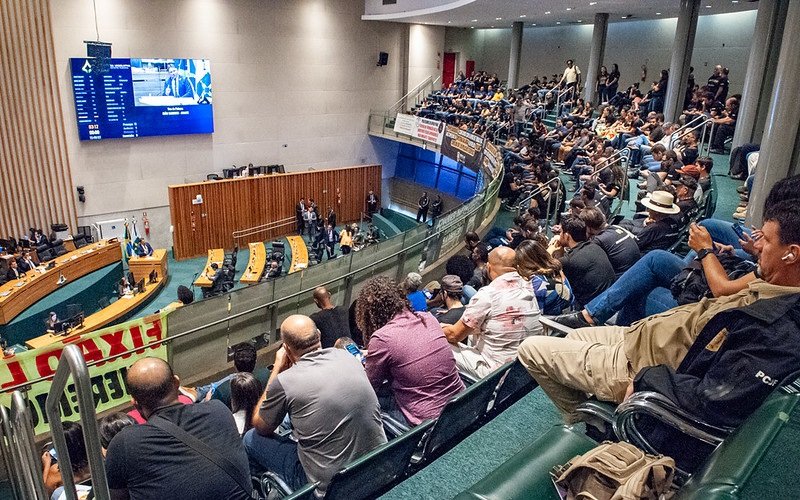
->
xmin=559 ymin=59 xmax=582 ymax=96
xmin=442 ymin=247 xmax=543 ymax=378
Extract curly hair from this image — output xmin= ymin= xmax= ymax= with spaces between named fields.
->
xmin=355 ymin=276 xmax=411 ymax=342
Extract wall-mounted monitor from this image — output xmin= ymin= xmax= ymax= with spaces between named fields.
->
xmin=70 ymin=57 xmax=214 ymax=140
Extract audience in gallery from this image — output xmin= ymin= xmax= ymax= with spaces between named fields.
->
xmin=33 ymin=57 xmax=780 ymax=498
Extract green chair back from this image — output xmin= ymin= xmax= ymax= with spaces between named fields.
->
xmin=324 ymin=419 xmax=434 ymax=499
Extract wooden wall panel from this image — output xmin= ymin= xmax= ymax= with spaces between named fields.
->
xmin=0 ymin=0 xmax=77 ymax=239
xmin=169 ymin=165 xmax=382 ymax=260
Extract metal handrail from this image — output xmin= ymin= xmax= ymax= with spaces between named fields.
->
xmin=11 ymin=391 xmax=47 ymax=499
xmin=670 ymin=116 xmax=715 ymax=156
xmin=0 ymin=406 xmax=22 ymax=500
xmin=389 ymin=75 xmax=441 ymax=116
xmin=516 ymin=176 xmax=567 ymax=233
xmin=0 ymin=172 xmax=503 ymax=394
xmin=232 ymin=216 xmax=296 ymax=244
xmin=45 ymin=345 xmax=110 ymax=500
xmin=389 ymin=75 xmax=432 ymax=113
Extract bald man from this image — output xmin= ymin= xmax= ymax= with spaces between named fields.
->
xmin=244 ymin=315 xmax=386 ymax=496
xmin=442 ymin=247 xmax=543 ymax=378
xmin=309 ymin=286 xmax=353 ymax=347
xmin=105 ymin=358 xmax=251 ymax=500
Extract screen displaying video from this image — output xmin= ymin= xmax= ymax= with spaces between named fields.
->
xmin=70 ymin=58 xmax=214 ymax=140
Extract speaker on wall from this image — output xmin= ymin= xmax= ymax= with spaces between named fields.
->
xmin=377 ymin=52 xmax=389 ymax=67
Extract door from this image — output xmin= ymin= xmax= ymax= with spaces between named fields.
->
xmin=465 ymin=60 xmax=475 ymax=79
xmin=442 ymin=52 xmax=456 ymax=86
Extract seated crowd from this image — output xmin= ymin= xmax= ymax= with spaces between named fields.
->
xmin=40 ymin=65 xmax=798 ymax=499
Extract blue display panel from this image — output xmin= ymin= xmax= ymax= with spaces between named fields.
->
xmin=70 ymin=58 xmax=214 ymax=140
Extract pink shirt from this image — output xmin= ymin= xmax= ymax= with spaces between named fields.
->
xmin=365 ymin=309 xmax=465 ymax=425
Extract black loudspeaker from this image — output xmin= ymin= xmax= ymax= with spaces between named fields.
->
xmin=377 ymin=52 xmax=389 ymax=67
xmin=85 ymin=41 xmax=112 ymax=74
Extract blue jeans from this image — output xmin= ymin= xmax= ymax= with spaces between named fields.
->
xmin=698 ymin=218 xmax=752 ymax=261
xmin=243 ymin=430 xmax=308 ymax=490
xmin=585 ymin=250 xmax=684 ymax=325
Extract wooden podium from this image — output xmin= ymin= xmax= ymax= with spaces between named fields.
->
xmin=128 ymin=249 xmax=168 ymax=284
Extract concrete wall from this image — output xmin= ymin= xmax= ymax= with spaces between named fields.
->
xmin=50 ymin=0 xmax=406 ymax=248
xmin=445 ymin=10 xmax=756 ymax=95
xmin=408 ymin=24 xmax=446 ymax=90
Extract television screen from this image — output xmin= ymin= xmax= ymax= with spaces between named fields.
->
xmin=70 ymin=57 xmax=214 ymax=140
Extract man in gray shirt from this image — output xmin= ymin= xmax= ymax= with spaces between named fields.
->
xmin=244 ymin=314 xmax=386 ymax=495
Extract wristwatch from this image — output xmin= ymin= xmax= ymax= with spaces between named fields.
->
xmin=696 ymin=247 xmax=714 ymax=261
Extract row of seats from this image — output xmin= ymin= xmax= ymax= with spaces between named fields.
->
xmin=455 ymin=378 xmax=800 ymax=499
xmin=255 ymin=359 xmax=536 ymax=500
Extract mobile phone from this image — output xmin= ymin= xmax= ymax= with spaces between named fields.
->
xmin=48 ymin=447 xmax=58 ymax=464
xmin=732 ymin=223 xmax=746 ymax=240
xmin=344 ymin=343 xmax=366 ymax=365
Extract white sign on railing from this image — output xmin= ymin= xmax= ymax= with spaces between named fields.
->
xmin=393 ymin=113 xmax=445 ymax=145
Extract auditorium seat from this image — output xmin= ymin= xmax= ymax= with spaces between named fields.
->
xmin=486 ymin=359 xmax=538 ymax=418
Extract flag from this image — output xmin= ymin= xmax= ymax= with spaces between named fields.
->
xmin=123 ymin=219 xmax=134 ymax=259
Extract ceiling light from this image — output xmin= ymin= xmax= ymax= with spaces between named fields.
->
xmin=589 ymin=1 xmax=597 ymax=5
xmin=656 ymin=12 xmax=661 ymax=15
xmin=447 ymin=20 xmax=452 ymax=23
xmin=705 ymin=4 xmax=711 ymax=7
xmin=471 ymin=19 xmax=477 ymax=22
xmin=470 ymin=26 xmax=475 ymax=29
xmin=566 ymin=7 xmax=572 ymax=11
xmin=732 ymin=0 xmax=739 ymax=2
xmin=577 ymin=19 xmax=583 ymax=22
xmin=556 ymin=21 xmax=561 ymax=24
xmin=531 ymin=23 xmax=536 ymax=26
xmin=495 ymin=17 xmax=502 ymax=20
xmin=519 ymin=15 xmax=526 ymax=18
xmin=545 ymin=11 xmax=551 ymax=15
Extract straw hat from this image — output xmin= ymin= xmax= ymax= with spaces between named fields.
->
xmin=641 ymin=191 xmax=680 ymax=215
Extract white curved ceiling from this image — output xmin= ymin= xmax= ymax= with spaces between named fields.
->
xmin=363 ymin=0 xmax=758 ymax=28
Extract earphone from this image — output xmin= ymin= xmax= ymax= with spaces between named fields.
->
xmin=782 ymin=253 xmax=795 ymax=261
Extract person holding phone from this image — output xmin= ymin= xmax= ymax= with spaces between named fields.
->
xmin=42 ymin=422 xmax=93 ymax=500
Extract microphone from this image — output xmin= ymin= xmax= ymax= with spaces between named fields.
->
xmin=190 ymin=271 xmax=200 ymax=293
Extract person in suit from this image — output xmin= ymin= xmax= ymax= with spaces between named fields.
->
xmin=5 ymin=260 xmax=22 ymax=281
xmin=305 ymin=207 xmax=318 ymax=242
xmin=161 ymin=64 xmax=193 ymax=98
xmin=33 ymin=229 xmax=47 ymax=246
xmin=416 ymin=192 xmax=430 ymax=223
xmin=134 ymin=237 xmax=154 ymax=257
xmin=18 ymin=251 xmax=36 ymax=273
xmin=266 ymin=261 xmax=281 ymax=279
xmin=366 ymin=190 xmax=378 ymax=217
xmin=296 ymin=198 xmax=306 ymax=235
xmin=323 ymin=225 xmax=338 ymax=260
xmin=431 ymin=195 xmax=444 ymax=224
xmin=326 ymin=207 xmax=337 ymax=229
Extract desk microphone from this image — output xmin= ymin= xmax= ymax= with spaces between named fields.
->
xmin=190 ymin=272 xmax=200 ymax=294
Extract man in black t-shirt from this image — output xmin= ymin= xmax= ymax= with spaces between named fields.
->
xmin=580 ymin=208 xmax=641 ymax=279
xmin=432 ymin=275 xmax=466 ymax=325
xmin=710 ymin=97 xmax=739 ymax=154
xmin=309 ymin=286 xmax=353 ymax=347
xmin=555 ymin=217 xmax=615 ymax=308
xmin=105 ymin=358 xmax=251 ymax=500
xmin=631 ymin=191 xmax=683 ymax=253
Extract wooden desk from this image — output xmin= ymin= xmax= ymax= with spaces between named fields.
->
xmin=25 ymin=277 xmax=167 ymax=350
xmin=286 ymin=236 xmax=309 ymax=274
xmin=193 ymin=249 xmax=225 ymax=287
xmin=0 ymin=240 xmax=121 ymax=325
xmin=129 ymin=249 xmax=169 ymax=284
xmin=240 ymin=243 xmax=266 ymax=284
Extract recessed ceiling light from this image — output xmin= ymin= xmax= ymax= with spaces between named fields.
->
xmin=566 ymin=7 xmax=572 ymax=11
xmin=705 ymin=4 xmax=711 ymax=7
xmin=495 ymin=17 xmax=502 ymax=20
xmin=556 ymin=21 xmax=561 ymax=24
xmin=471 ymin=19 xmax=478 ymax=22
xmin=621 ymin=15 xmax=628 ymax=19
xmin=732 ymin=0 xmax=739 ymax=2
xmin=577 ymin=19 xmax=583 ymax=22
xmin=656 ymin=12 xmax=661 ymax=15
xmin=545 ymin=11 xmax=551 ymax=15
xmin=470 ymin=26 xmax=475 ymax=29
xmin=589 ymin=1 xmax=597 ymax=5
xmin=447 ymin=20 xmax=452 ymax=23
xmin=531 ymin=23 xmax=536 ymax=26
xmin=519 ymin=15 xmax=526 ymax=18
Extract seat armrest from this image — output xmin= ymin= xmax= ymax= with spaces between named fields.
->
xmin=575 ymin=399 xmax=617 ymax=425
xmin=257 ymin=471 xmax=293 ymax=497
xmin=540 ymin=317 xmax=576 ymax=337
xmin=459 ymin=370 xmax=479 ymax=386
xmin=613 ymin=391 xmax=734 ymax=454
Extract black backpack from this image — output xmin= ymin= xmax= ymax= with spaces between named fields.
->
xmin=670 ymin=253 xmax=756 ymax=305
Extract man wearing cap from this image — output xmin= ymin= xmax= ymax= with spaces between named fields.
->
xmin=432 ymin=275 xmax=466 ymax=325
xmin=632 ymin=191 xmax=683 ymax=254
xmin=403 ymin=272 xmax=428 ymax=312
xmin=442 ymin=247 xmax=543 ymax=379
xmin=674 ymin=176 xmax=699 ymax=225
